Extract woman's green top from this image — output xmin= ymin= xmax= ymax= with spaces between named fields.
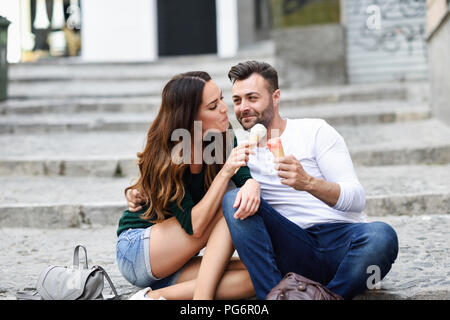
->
xmin=116 ymin=138 xmax=252 ymax=237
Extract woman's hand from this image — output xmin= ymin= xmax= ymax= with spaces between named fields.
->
xmin=125 ymin=188 xmax=147 ymax=212
xmin=221 ymin=142 xmax=254 ymax=178
xmin=233 ymin=179 xmax=261 ymax=220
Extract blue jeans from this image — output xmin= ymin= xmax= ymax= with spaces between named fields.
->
xmin=222 ymin=188 xmax=399 ymax=300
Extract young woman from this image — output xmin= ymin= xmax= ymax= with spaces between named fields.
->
xmin=116 ymin=71 xmax=260 ymax=300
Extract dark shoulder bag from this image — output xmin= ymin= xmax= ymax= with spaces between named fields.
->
xmin=266 ymin=272 xmax=343 ymax=300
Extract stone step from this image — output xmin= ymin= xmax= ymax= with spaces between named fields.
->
xmin=1 ymin=119 xmax=449 ymax=176
xmin=3 ymin=80 xmax=428 ymax=104
xmin=8 ymin=60 xmax=256 ymax=82
xmin=7 ymin=51 xmax=277 ymax=99
xmin=7 ymin=78 xmax=232 ymax=100
xmin=0 ymin=176 xmax=129 ymax=228
xmin=0 ymin=90 xmax=427 ymax=116
xmin=0 ymin=96 xmax=161 ymax=115
xmin=356 ymin=165 xmax=450 ymax=216
xmin=8 ymin=42 xmax=276 ymax=82
xmin=0 ymin=163 xmax=449 ymax=227
xmin=1 ymin=214 xmax=449 ymax=299
xmin=335 ymin=119 xmax=450 ymax=166
xmin=0 ymin=101 xmax=431 ymax=134
xmin=279 ymin=81 xmax=429 ymax=106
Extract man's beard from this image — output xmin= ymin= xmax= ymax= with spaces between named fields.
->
xmin=238 ymin=100 xmax=274 ymax=131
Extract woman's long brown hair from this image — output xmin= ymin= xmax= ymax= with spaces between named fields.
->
xmin=125 ymin=71 xmax=233 ymax=223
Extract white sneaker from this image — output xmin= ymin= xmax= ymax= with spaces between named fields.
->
xmin=129 ymin=287 xmax=166 ymax=300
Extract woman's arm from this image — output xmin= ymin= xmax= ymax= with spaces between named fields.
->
xmin=125 ymin=142 xmax=260 ymax=234
xmin=190 ymin=142 xmax=252 ymax=238
xmin=190 ymin=168 xmax=233 ymax=238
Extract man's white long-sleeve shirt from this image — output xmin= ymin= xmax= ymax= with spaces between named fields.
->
xmin=246 ymin=118 xmax=367 ymax=229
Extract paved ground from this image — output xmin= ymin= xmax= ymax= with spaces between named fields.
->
xmin=0 ymin=214 xmax=448 ymax=300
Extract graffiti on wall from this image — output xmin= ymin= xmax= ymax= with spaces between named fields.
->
xmin=350 ymin=0 xmax=427 ymax=54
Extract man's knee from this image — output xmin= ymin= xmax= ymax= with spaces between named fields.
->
xmin=366 ymin=222 xmax=399 ymax=262
xmin=222 ymin=188 xmax=240 ymax=220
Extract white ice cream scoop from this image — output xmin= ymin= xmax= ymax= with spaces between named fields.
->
xmin=233 ymin=124 xmax=267 ymax=174
xmin=248 ymin=123 xmax=267 ymax=148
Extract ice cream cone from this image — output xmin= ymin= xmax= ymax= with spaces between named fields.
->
xmin=248 ymin=123 xmax=267 ymax=149
xmin=234 ymin=124 xmax=267 ymax=174
xmin=267 ymin=137 xmax=285 ymax=159
xmin=248 ymin=134 xmax=259 ymax=150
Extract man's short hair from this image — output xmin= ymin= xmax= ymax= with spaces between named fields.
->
xmin=228 ymin=61 xmax=279 ymax=93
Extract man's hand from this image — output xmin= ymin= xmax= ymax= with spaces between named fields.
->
xmin=274 ymin=155 xmax=314 ymax=191
xmin=275 ymin=155 xmax=341 ymax=207
xmin=233 ymin=179 xmax=261 ymax=220
xmin=126 ymin=188 xmax=147 ymax=212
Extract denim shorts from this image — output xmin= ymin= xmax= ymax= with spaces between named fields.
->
xmin=116 ymin=227 xmax=184 ymax=290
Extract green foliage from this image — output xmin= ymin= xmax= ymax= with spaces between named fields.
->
xmin=270 ymin=0 xmax=340 ymax=29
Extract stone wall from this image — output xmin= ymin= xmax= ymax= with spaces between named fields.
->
xmin=427 ymin=0 xmax=450 ymax=125
xmin=272 ymin=24 xmax=347 ymax=88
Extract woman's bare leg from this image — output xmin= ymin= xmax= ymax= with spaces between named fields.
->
xmin=142 ymin=208 xmax=254 ymax=300
xmin=148 ymin=211 xmax=223 ymax=278
xmin=193 ymin=215 xmax=235 ymax=299
xmin=147 ymin=257 xmax=255 ymax=300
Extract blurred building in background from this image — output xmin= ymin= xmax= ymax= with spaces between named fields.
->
xmin=0 ymin=0 xmax=448 ymax=124
xmin=271 ymin=0 xmax=429 ymax=86
xmin=1 ymin=0 xmax=81 ymax=62
xmin=0 ymin=0 xmax=271 ymax=62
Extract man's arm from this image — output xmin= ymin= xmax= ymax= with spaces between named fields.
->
xmin=275 ymin=121 xmax=365 ymax=212
xmin=275 ymin=155 xmax=340 ymax=207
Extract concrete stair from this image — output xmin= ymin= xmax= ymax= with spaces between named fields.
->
xmin=0 ymin=50 xmax=448 ymax=300
xmin=1 ymin=119 xmax=449 ymax=177
xmin=0 ymin=100 xmax=431 ymax=134
xmin=0 ymin=163 xmax=449 ymax=229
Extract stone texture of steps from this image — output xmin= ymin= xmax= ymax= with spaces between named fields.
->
xmin=1 ymin=214 xmax=448 ymax=300
xmin=356 ymin=165 xmax=450 ymax=216
xmin=1 ymin=119 xmax=450 ymax=177
xmin=3 ymin=80 xmax=428 ymax=104
xmin=0 ymin=101 xmax=431 ymax=134
xmin=0 ymin=163 xmax=448 ymax=227
xmin=0 ymin=96 xmax=161 ymax=115
xmin=8 ymin=78 xmax=195 ymax=99
xmin=279 ymin=81 xmax=429 ymax=106
xmin=336 ymin=119 xmax=450 ymax=166
xmin=0 ymin=176 xmax=129 ymax=228
xmin=7 ymin=48 xmax=278 ymax=99
xmin=8 ymin=45 xmax=275 ymax=82
xmin=8 ymin=62 xmax=244 ymax=82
